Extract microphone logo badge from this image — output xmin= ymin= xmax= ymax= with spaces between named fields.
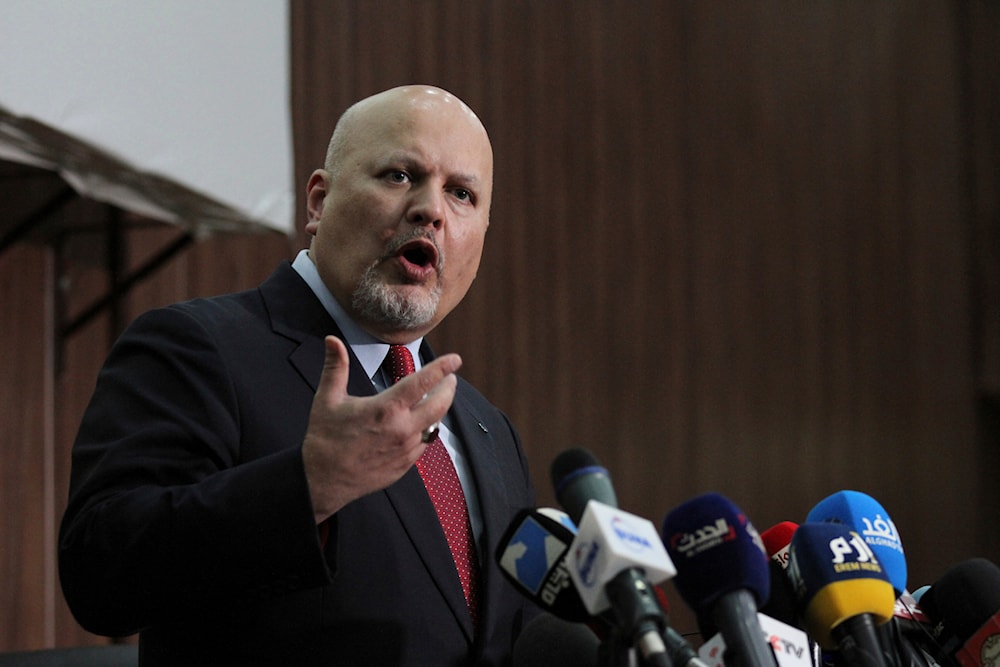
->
xmin=859 ymin=513 xmax=903 ymax=555
xmin=541 ymin=563 xmax=573 ymax=605
xmin=669 ymin=517 xmax=737 ymax=557
xmin=982 ymin=635 xmax=1000 ymax=667
xmin=497 ymin=515 xmax=569 ymax=594
xmin=828 ymin=531 xmax=884 ymax=575
xmin=573 ymin=540 xmax=601 ymax=588
xmin=610 ymin=516 xmax=654 ymax=553
xmin=771 ymin=544 xmax=791 ymax=568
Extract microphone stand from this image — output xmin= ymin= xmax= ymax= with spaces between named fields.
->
xmin=597 ymin=569 xmax=674 ymax=667
xmin=599 ymin=627 xmax=639 ymax=667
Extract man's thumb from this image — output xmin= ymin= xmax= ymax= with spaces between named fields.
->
xmin=316 ymin=335 xmax=350 ymax=403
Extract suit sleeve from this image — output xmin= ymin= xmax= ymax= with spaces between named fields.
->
xmin=58 ymin=305 xmax=331 ymax=637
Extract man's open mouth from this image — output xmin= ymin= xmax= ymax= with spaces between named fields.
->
xmin=395 ymin=238 xmax=439 ymax=271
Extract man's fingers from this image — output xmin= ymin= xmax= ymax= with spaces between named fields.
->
xmin=386 ymin=354 xmax=461 ymax=436
xmin=303 ymin=345 xmax=460 ymax=520
xmin=391 ymin=353 xmax=463 ymax=404
xmin=316 ymin=335 xmax=350 ymax=405
xmin=414 ymin=372 xmax=457 ymax=433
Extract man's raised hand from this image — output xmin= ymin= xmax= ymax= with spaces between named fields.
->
xmin=301 ymin=335 xmax=461 ymax=523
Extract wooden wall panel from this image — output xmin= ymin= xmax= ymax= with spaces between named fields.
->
xmin=291 ymin=0 xmax=995 ymax=619
xmin=52 ymin=235 xmax=125 ymax=648
xmin=0 ymin=244 xmax=51 ymax=648
xmin=0 ymin=217 xmax=291 ymax=649
xmin=962 ymin=0 xmax=1000 ymax=564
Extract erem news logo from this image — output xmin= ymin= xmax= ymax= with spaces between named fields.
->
xmin=828 ymin=531 xmax=884 ymax=575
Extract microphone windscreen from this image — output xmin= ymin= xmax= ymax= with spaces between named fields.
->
xmin=495 ymin=507 xmax=591 ymax=622
xmin=788 ymin=522 xmax=895 ymax=649
xmin=512 ymin=612 xmax=600 ymax=667
xmin=761 ymin=521 xmax=799 ymax=565
xmin=806 ymin=490 xmax=907 ymax=595
xmin=661 ymin=492 xmax=770 ymax=614
xmin=919 ymin=558 xmax=1000 ymax=654
xmin=549 ymin=448 xmax=617 ymax=523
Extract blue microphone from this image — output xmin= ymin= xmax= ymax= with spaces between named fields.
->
xmin=787 ymin=522 xmax=895 ymax=667
xmin=806 ymin=490 xmax=907 ymax=596
xmin=805 ymin=492 xmax=940 ymax=667
xmin=662 ymin=492 xmax=775 ymax=667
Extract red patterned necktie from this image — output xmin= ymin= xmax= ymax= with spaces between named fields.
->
xmin=385 ymin=344 xmax=480 ymax=626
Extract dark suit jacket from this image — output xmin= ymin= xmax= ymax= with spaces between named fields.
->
xmin=58 ymin=262 xmax=538 ymax=666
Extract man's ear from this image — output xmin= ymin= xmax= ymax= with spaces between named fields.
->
xmin=305 ymin=169 xmax=329 ymax=236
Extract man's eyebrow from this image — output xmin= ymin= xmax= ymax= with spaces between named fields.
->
xmin=379 ymin=153 xmax=418 ymax=169
xmin=379 ymin=153 xmax=483 ymax=187
xmin=450 ymin=172 xmax=482 ymax=187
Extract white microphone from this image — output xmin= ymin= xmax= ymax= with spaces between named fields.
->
xmin=568 ymin=499 xmax=677 ymax=614
xmin=566 ymin=499 xmax=677 ymax=665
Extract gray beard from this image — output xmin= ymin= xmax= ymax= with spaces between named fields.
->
xmin=352 ymin=265 xmax=441 ymax=331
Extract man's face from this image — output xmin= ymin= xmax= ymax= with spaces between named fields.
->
xmin=306 ymin=88 xmax=493 ymax=343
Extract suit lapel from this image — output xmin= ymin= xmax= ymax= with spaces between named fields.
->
xmin=449 ymin=387 xmax=515 ymax=639
xmin=258 ymin=263 xmax=372 ymax=396
xmin=384 ymin=468 xmax=475 ymax=639
xmin=384 ymin=391 xmax=512 ymax=643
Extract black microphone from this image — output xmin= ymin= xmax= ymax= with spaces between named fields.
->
xmin=550 ymin=447 xmax=617 ymax=523
xmin=551 ymin=448 xmax=703 ymax=667
xmin=919 ymin=558 xmax=1000 ymax=667
xmin=881 ymin=597 xmax=943 ymax=667
xmin=891 ymin=589 xmax=954 ymax=667
xmin=512 ymin=611 xmax=601 ymax=667
xmin=756 ymin=521 xmax=826 ymax=667
xmin=759 ymin=522 xmax=806 ymax=628
xmin=496 ymin=506 xmax=591 ymax=621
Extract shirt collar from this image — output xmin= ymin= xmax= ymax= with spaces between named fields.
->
xmin=291 ymin=249 xmax=423 ymax=383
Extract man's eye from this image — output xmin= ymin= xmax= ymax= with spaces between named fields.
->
xmin=453 ymin=188 xmax=473 ymax=203
xmin=386 ymin=170 xmax=410 ymax=184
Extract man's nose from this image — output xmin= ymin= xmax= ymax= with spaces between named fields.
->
xmin=407 ymin=186 xmax=445 ymax=229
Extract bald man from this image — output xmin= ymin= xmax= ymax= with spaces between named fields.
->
xmin=60 ymin=86 xmax=538 ymax=666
